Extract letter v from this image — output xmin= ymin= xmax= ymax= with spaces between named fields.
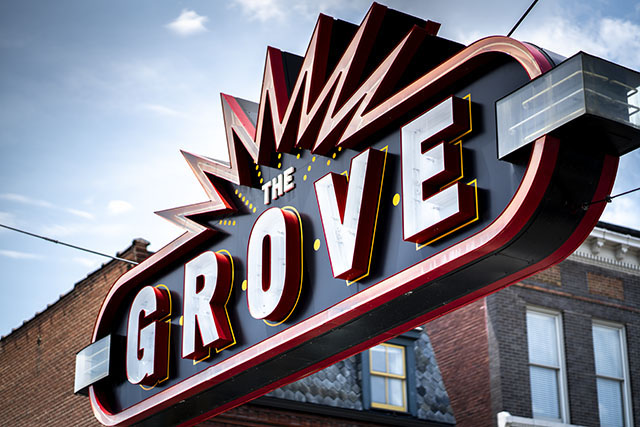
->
xmin=314 ymin=148 xmax=386 ymax=280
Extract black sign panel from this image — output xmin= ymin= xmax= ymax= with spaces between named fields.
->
xmin=85 ymin=4 xmax=625 ymax=426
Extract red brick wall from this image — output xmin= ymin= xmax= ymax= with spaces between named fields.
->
xmin=426 ymin=298 xmax=491 ymax=427
xmin=0 ymin=237 xmax=442 ymax=426
xmin=532 ymin=265 xmax=562 ymax=287
xmin=0 ymin=239 xmax=151 ymax=427
xmin=0 ymin=239 xmax=377 ymax=427
xmin=587 ymin=272 xmax=624 ymax=300
xmin=206 ymin=402 xmax=390 ymax=427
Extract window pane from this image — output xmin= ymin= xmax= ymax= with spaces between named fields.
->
xmin=597 ymin=378 xmax=624 ymax=427
xmin=370 ymin=375 xmax=386 ymax=404
xmin=371 ymin=346 xmax=386 ymax=373
xmin=593 ymin=325 xmax=623 ymax=378
xmin=527 ymin=311 xmax=559 ymax=366
xmin=530 ymin=366 xmax=560 ymax=420
xmin=388 ymin=378 xmax=405 ymax=408
xmin=387 ymin=346 xmax=404 ymax=376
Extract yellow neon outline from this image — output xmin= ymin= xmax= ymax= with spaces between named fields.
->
xmin=437 ymin=93 xmax=471 ymax=190
xmin=140 ymin=284 xmax=172 ymax=391
xmin=414 ymin=93 xmax=475 ymax=250
xmin=264 ymin=206 xmax=304 ymax=327
xmin=193 ymin=249 xmax=237 ymax=365
xmin=416 ymin=179 xmax=479 ymax=250
xmin=215 ymin=249 xmax=237 ymax=353
xmin=346 ymin=145 xmax=388 ymax=286
xmin=192 ymin=348 xmax=211 ymax=366
xmin=453 ymin=93 xmax=473 ymax=142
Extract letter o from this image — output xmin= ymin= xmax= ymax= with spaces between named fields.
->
xmin=246 ymin=207 xmax=302 ymax=322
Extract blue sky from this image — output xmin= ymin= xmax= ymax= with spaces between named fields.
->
xmin=1 ymin=0 xmax=640 ymax=338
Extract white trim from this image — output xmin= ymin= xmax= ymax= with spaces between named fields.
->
xmin=497 ymin=411 xmax=585 ymax=427
xmin=589 ymin=227 xmax=640 ymax=250
xmin=526 ymin=307 xmax=570 ymax=424
xmin=592 ymin=320 xmax=634 ymax=427
xmin=569 ymin=251 xmax=640 ymax=273
xmin=573 ymin=225 xmax=640 ymax=270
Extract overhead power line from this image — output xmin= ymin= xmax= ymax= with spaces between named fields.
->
xmin=507 ymin=0 xmax=540 ymax=37
xmin=582 ymin=186 xmax=640 ymax=211
xmin=0 ymin=223 xmax=138 ymax=265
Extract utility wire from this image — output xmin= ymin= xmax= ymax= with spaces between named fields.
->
xmin=504 ymin=0 xmax=640 ymax=215
xmin=507 ymin=0 xmax=540 ymax=37
xmin=0 ymin=223 xmax=138 ymax=265
xmin=582 ymin=186 xmax=640 ymax=211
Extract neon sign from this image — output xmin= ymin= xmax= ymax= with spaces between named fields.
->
xmin=76 ymin=3 xmax=640 ymax=425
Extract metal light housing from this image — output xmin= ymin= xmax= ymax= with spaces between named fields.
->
xmin=497 ymin=52 xmax=640 ymax=160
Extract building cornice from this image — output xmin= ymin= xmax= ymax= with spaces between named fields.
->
xmin=571 ymin=224 xmax=640 ymax=271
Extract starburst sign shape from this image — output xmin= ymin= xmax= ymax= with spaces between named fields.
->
xmin=88 ymin=2 xmax=630 ymax=425
xmin=155 ymin=2 xmax=448 ymax=232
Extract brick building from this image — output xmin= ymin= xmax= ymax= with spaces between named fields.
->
xmin=0 ymin=237 xmax=454 ymax=427
xmin=0 ymin=238 xmax=152 ymax=426
xmin=1 ymin=222 xmax=638 ymax=426
xmin=427 ymin=222 xmax=640 ymax=426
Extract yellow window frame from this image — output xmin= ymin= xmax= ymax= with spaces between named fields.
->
xmin=369 ymin=342 xmax=407 ymax=411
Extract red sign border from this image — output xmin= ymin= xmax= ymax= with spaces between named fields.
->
xmin=89 ymin=37 xmax=618 ymax=425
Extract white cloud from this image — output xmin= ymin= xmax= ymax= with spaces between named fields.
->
xmin=451 ymin=2 xmax=640 ymax=71
xmin=0 ymin=211 xmax=16 ymax=229
xmin=232 ymin=0 xmax=286 ymax=22
xmin=41 ymin=222 xmax=127 ymax=238
xmin=108 ymin=200 xmax=133 ymax=215
xmin=0 ymin=193 xmax=53 ymax=208
xmin=40 ymin=224 xmax=79 ymax=238
xmin=166 ymin=10 xmax=209 ymax=36
xmin=601 ymin=196 xmax=640 ymax=230
xmin=1 ymin=192 xmax=93 ymax=219
xmin=597 ymin=18 xmax=640 ymax=70
xmin=514 ymin=16 xmax=640 ymax=70
xmin=600 ymin=151 xmax=640 ymax=229
xmin=0 ymin=249 xmax=43 ymax=260
xmin=112 ymin=62 xmax=164 ymax=86
xmin=72 ymin=257 xmax=100 ymax=268
xmin=141 ymin=103 xmax=185 ymax=118
xmin=231 ymin=0 xmax=366 ymax=22
xmin=291 ymin=0 xmax=369 ymax=20
xmin=66 ymin=208 xmax=94 ymax=220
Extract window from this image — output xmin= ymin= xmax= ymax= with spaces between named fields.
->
xmin=526 ymin=308 xmax=569 ymax=422
xmin=592 ymin=321 xmax=633 ymax=427
xmin=361 ymin=333 xmax=418 ymax=414
xmin=369 ymin=343 xmax=407 ymax=411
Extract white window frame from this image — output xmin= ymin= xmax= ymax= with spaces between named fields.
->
xmin=592 ymin=319 xmax=634 ymax=427
xmin=526 ymin=306 xmax=570 ymax=423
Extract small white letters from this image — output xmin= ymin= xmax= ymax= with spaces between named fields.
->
xmin=262 ymin=167 xmax=295 ymax=204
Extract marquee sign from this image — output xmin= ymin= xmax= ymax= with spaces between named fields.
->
xmin=75 ymin=3 xmax=640 ymax=425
